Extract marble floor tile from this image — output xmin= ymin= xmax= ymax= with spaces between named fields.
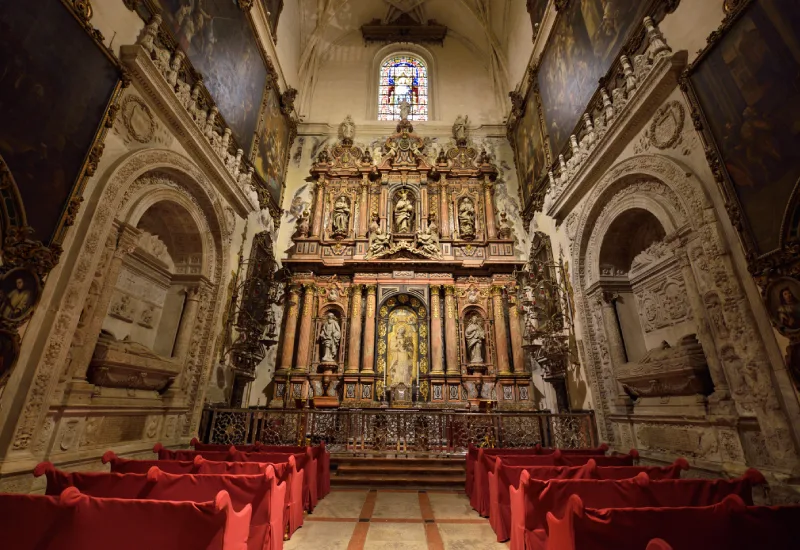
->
xmin=283 ymin=521 xmax=357 ymax=550
xmin=436 ymin=523 xmax=508 ymax=550
xmin=426 ymin=493 xmax=479 ymax=520
xmin=312 ymin=490 xmax=369 ymax=518
xmin=371 ymin=491 xmax=422 ymax=519
xmin=363 ymin=522 xmax=428 ymax=550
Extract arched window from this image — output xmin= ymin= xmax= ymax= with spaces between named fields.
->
xmin=378 ymin=54 xmax=428 ymax=121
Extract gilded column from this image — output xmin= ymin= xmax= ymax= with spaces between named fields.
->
xmin=172 ymin=284 xmax=203 ymax=362
xmin=430 ymin=285 xmax=445 ymax=374
xmin=444 ymin=285 xmax=459 ymax=374
xmin=492 ymin=285 xmax=512 ymax=374
xmin=346 ymin=284 xmax=363 ymax=373
xmin=361 ymin=285 xmax=377 ymax=373
xmin=358 ymin=178 xmax=369 ymax=237
xmin=311 ymin=179 xmax=325 ymax=238
xmin=278 ymin=284 xmax=301 ymax=373
xmin=483 ymin=180 xmax=497 ymax=239
xmin=439 ymin=178 xmax=450 ymax=238
xmin=508 ymin=295 xmax=525 ymax=373
xmin=294 ymin=284 xmax=317 ymax=372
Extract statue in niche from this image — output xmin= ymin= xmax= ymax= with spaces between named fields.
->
xmin=465 ymin=315 xmax=486 ymax=364
xmin=331 ymin=196 xmax=350 ymax=236
xmin=390 ymin=325 xmax=414 ymax=387
xmin=394 ymin=189 xmax=415 ymax=233
xmin=318 ymin=312 xmax=341 ymax=363
xmin=453 ymin=115 xmax=469 ymax=142
xmin=367 ymin=213 xmax=392 ymax=257
xmin=458 ymin=197 xmax=476 ymax=238
xmin=339 ymin=115 xmax=356 ymax=142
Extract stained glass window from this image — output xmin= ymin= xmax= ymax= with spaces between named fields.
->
xmin=378 ymin=55 xmax=428 ymax=121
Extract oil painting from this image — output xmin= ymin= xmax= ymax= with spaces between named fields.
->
xmin=387 ymin=307 xmax=418 ymax=388
xmin=766 ymin=277 xmax=800 ymax=336
xmin=0 ymin=2 xmax=119 ymax=243
xmin=538 ymin=0 xmax=650 ymax=155
xmin=156 ymin=0 xmax=267 ymax=152
xmin=264 ymin=0 xmax=284 ymax=38
xmin=514 ymin=89 xmax=548 ymax=205
xmin=527 ymin=0 xmax=549 ymax=37
xmin=689 ymin=0 xmax=800 ymax=254
xmin=0 ymin=268 xmax=40 ymax=323
xmin=253 ymin=85 xmax=290 ymax=206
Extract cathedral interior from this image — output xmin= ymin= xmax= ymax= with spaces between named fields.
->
xmin=1 ymin=0 xmax=800 ymax=546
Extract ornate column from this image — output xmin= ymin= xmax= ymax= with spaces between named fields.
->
xmin=294 ymin=284 xmax=316 ymax=372
xmin=361 ymin=285 xmax=377 ymax=373
xmin=346 ymin=284 xmax=364 ymax=373
xmin=430 ymin=285 xmax=445 ymax=374
xmin=444 ymin=285 xmax=459 ymax=374
xmin=677 ymin=247 xmax=731 ymax=401
xmin=68 ymin=223 xmax=141 ymax=380
xmin=483 ymin=180 xmax=497 ymax=239
xmin=358 ymin=178 xmax=369 ymax=237
xmin=311 ymin=179 xmax=325 ymax=238
xmin=278 ymin=284 xmax=301 ymax=373
xmin=492 ymin=285 xmax=511 ymax=374
xmin=508 ymin=295 xmax=525 ymax=373
xmin=439 ymin=178 xmax=450 ymax=238
xmin=172 ymin=284 xmax=204 ymax=362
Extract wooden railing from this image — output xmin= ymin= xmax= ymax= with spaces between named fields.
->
xmin=198 ymin=408 xmax=598 ymax=454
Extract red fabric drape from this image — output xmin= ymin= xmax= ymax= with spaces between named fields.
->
xmin=0 ymin=487 xmax=250 ymax=550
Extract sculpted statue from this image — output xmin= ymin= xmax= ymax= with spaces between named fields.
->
xmin=465 ymin=315 xmax=486 ymax=364
xmin=394 ymin=189 xmax=415 ymax=233
xmin=458 ymin=197 xmax=476 ymax=238
xmin=331 ymin=196 xmax=350 ymax=236
xmin=367 ymin=214 xmax=391 ymax=256
xmin=452 ymin=115 xmax=469 ymax=141
xmin=416 ymin=222 xmax=440 ymax=257
xmin=399 ymin=100 xmax=411 ymax=121
xmin=339 ymin=115 xmax=356 ymax=142
xmin=318 ymin=312 xmax=341 ymax=363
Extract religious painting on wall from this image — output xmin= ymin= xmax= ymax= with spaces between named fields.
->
xmin=686 ymin=0 xmax=800 ymax=256
xmin=156 ymin=0 xmax=267 ymax=151
xmin=378 ymin=54 xmax=429 ymax=121
xmin=388 ymin=307 xmax=418 ymax=388
xmin=514 ymin=88 xmax=548 ymax=205
xmin=527 ymin=0 xmax=549 ymax=38
xmin=0 ymin=1 xmax=120 ymax=244
xmin=253 ymin=85 xmax=290 ymax=206
xmin=537 ymin=0 xmax=650 ymax=155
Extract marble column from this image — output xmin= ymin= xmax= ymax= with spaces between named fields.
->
xmin=492 ymin=285 xmax=511 ymax=374
xmin=311 ymin=179 xmax=325 ymax=238
xmin=358 ymin=178 xmax=369 ymax=238
xmin=69 ymin=223 xmax=141 ymax=380
xmin=361 ymin=285 xmax=377 ymax=373
xmin=439 ymin=179 xmax=450 ymax=238
xmin=677 ymin=247 xmax=731 ymax=400
xmin=346 ymin=284 xmax=363 ymax=373
xmin=598 ymin=291 xmax=627 ymax=367
xmin=173 ymin=284 xmax=203 ymax=362
xmin=483 ymin=180 xmax=497 ymax=239
xmin=508 ymin=295 xmax=525 ymax=373
xmin=430 ymin=285 xmax=445 ymax=374
xmin=294 ymin=284 xmax=316 ymax=372
xmin=278 ymin=284 xmax=301 ymax=373
xmin=444 ymin=285 xmax=459 ymax=374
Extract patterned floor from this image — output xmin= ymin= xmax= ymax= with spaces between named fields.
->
xmin=285 ymin=489 xmax=508 ymax=550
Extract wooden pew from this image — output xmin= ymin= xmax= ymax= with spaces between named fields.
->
xmin=103 ymin=451 xmax=274 ymax=476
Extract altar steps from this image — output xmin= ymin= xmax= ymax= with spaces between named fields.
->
xmin=330 ymin=456 xmax=466 ymax=488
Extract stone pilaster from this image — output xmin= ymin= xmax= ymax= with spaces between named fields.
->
xmin=361 ymin=285 xmax=377 ymax=373
xmin=294 ymin=284 xmax=316 ymax=372
xmin=311 ymin=179 xmax=325 ymax=238
xmin=444 ymin=285 xmax=459 ymax=374
xmin=439 ymin=179 xmax=450 ymax=238
xmin=346 ymin=284 xmax=363 ymax=373
xmin=358 ymin=178 xmax=369 ymax=238
xmin=430 ymin=285 xmax=444 ymax=374
xmin=483 ymin=180 xmax=497 ymax=239
xmin=492 ymin=285 xmax=511 ymax=374
xmin=508 ymin=294 xmax=525 ymax=373
xmin=277 ymin=284 xmax=301 ymax=373
xmin=172 ymin=284 xmax=203 ymax=362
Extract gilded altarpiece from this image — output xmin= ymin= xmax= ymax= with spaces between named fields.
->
xmin=270 ymin=115 xmax=531 ymax=409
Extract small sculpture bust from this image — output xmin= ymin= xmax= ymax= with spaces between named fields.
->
xmin=339 ymin=115 xmax=356 ymax=143
xmin=318 ymin=312 xmax=341 ymax=363
xmin=465 ymin=315 xmax=486 ymax=364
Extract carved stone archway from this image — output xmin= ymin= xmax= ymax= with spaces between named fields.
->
xmin=568 ymin=154 xmax=799 ymax=470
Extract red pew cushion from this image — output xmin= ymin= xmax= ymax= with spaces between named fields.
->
xmin=103 ymin=451 xmax=277 ymax=476
xmin=0 ymin=487 xmax=249 ymax=550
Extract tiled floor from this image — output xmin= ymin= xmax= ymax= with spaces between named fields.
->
xmin=284 ymin=489 xmax=508 ymax=550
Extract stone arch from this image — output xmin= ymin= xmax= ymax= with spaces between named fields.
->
xmin=10 ymin=148 xmax=232 ymax=451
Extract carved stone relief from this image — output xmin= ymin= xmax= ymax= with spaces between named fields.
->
xmin=633 ymin=274 xmax=692 ymax=333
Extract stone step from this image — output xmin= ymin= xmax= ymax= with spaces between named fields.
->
xmin=331 ymin=473 xmax=465 ymax=487
xmin=331 ymin=456 xmax=465 ymax=467
xmin=335 ymin=464 xmax=464 ymax=475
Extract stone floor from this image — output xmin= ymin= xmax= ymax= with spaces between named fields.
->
xmin=285 ymin=489 xmax=508 ymax=550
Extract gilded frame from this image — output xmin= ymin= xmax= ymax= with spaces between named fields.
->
xmin=377 ymin=294 xmax=429 ymax=400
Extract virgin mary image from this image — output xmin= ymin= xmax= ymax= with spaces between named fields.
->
xmin=389 ymin=325 xmax=414 ymax=387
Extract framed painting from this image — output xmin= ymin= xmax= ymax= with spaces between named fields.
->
xmin=263 ymin=0 xmax=284 ymax=40
xmin=0 ymin=1 xmax=121 ymax=244
xmin=537 ymin=0 xmax=652 ymax=155
xmin=514 ymin=84 xmax=549 ymax=206
xmin=684 ymin=0 xmax=800 ymax=257
xmin=155 ymin=0 xmax=268 ymax=153
xmin=527 ymin=0 xmax=549 ymax=39
xmin=252 ymin=85 xmax=291 ymax=207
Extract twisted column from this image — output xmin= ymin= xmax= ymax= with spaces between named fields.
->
xmin=361 ymin=285 xmax=377 ymax=373
xmin=430 ymin=285 xmax=444 ymax=374
xmin=492 ymin=285 xmax=511 ymax=374
xmin=278 ymin=284 xmax=301 ymax=373
xmin=346 ymin=284 xmax=363 ymax=373
xmin=444 ymin=285 xmax=459 ymax=374
xmin=294 ymin=284 xmax=316 ymax=372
